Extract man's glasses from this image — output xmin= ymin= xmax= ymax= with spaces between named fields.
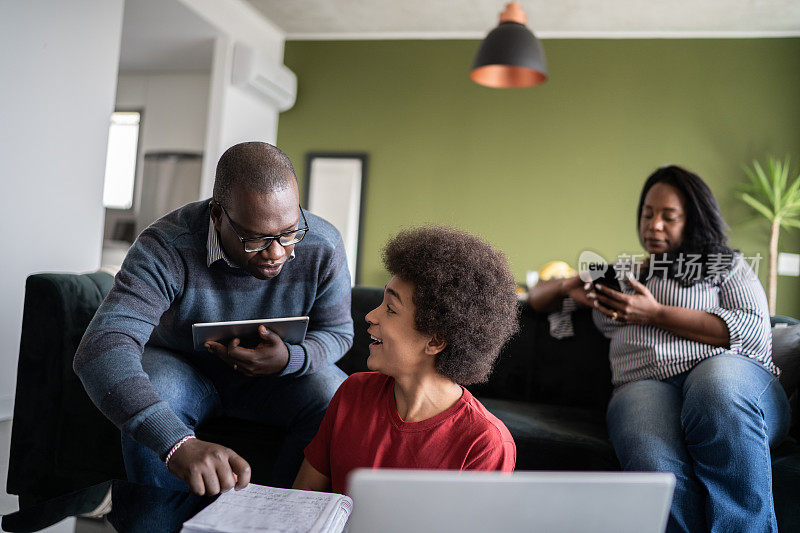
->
xmin=216 ymin=201 xmax=309 ymax=253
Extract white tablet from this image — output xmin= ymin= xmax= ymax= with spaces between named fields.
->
xmin=192 ymin=316 xmax=309 ymax=351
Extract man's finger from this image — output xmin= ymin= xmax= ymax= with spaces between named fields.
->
xmin=187 ymin=468 xmax=206 ymax=496
xmin=227 ymin=343 xmax=255 ymax=363
xmin=208 ymin=342 xmax=237 ymax=369
xmin=227 ymin=337 xmax=256 ymax=367
xmin=202 ymin=469 xmax=222 ymax=496
xmin=258 ymin=326 xmax=280 ymax=347
xmin=216 ymin=462 xmax=237 ymax=493
xmin=205 ymin=341 xmax=226 ymax=355
xmin=227 ymin=338 xmax=253 ymax=360
xmin=229 ymin=454 xmax=252 ymax=490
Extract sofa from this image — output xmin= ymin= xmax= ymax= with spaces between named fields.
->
xmin=7 ymin=271 xmax=800 ymax=529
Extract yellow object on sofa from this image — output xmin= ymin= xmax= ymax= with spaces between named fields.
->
xmin=538 ymin=261 xmax=576 ymax=281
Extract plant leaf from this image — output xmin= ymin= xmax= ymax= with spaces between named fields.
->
xmin=780 ymin=218 xmax=800 ymax=230
xmin=744 ymin=160 xmax=774 ymax=204
xmin=771 ymin=158 xmax=782 ymax=193
xmin=782 ymin=159 xmax=800 ymax=208
xmin=782 ymin=178 xmax=800 ymax=205
xmin=770 ymin=157 xmax=784 ymax=212
xmin=740 ymin=192 xmax=775 ymax=220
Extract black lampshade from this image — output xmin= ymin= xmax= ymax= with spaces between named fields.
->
xmin=471 ymin=7 xmax=548 ymax=88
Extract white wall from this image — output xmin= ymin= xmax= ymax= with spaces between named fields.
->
xmin=0 ymin=0 xmax=124 ymax=413
xmin=200 ymin=36 xmax=281 ymax=198
xmin=156 ymin=0 xmax=293 ymax=197
xmin=105 ymin=72 xmax=210 ymax=239
xmin=171 ymin=0 xmax=291 ymax=198
xmin=117 ymin=72 xmax=210 ymax=153
xmin=177 ymin=0 xmax=285 ymax=62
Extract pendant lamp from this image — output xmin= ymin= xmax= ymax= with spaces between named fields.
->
xmin=470 ymin=2 xmax=548 ymax=88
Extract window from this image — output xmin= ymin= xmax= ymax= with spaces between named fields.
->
xmin=102 ymin=111 xmax=141 ymax=209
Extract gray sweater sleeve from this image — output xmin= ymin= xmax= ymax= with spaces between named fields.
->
xmin=281 ymin=229 xmax=354 ymax=376
xmin=74 ymin=229 xmax=193 ymax=459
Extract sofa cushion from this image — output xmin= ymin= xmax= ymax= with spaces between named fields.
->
xmin=772 ymin=324 xmax=800 ymax=397
xmin=479 ymin=398 xmax=619 ymax=471
xmin=336 ymin=286 xmax=382 ymax=375
xmin=473 ymin=306 xmax=612 ymax=412
xmin=526 ymin=307 xmax=612 ymax=410
xmin=771 ymin=437 xmax=800 ymax=532
xmin=771 ymin=324 xmax=800 ymax=442
xmin=9 ymin=272 xmax=124 ymax=506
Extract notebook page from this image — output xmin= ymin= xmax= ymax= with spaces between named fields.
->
xmin=181 ymin=484 xmax=352 ymax=533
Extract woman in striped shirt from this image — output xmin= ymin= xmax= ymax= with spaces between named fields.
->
xmin=529 ymin=165 xmax=790 ymax=532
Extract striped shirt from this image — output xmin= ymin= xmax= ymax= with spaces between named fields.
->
xmin=206 ymin=216 xmax=239 ymax=268
xmin=593 ymin=253 xmax=778 ymax=387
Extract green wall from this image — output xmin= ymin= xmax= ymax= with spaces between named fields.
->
xmin=278 ymin=39 xmax=800 ymax=316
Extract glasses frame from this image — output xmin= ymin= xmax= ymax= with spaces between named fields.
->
xmin=216 ymin=201 xmax=309 ymax=253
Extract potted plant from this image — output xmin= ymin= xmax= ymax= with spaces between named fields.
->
xmin=738 ymin=156 xmax=800 ymax=315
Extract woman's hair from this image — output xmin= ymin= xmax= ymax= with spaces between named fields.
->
xmin=636 ymin=165 xmax=736 ymax=285
xmin=382 ymin=226 xmax=519 ymax=385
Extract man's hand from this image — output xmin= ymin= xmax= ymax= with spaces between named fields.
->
xmin=167 ymin=438 xmax=251 ymax=496
xmin=206 ymin=325 xmax=290 ymax=376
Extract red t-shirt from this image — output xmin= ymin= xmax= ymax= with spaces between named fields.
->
xmin=304 ymin=372 xmax=516 ymax=494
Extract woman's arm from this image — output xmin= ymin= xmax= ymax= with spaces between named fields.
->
xmin=703 ymin=256 xmax=772 ymax=356
xmin=593 ymin=255 xmax=772 ymax=354
xmin=651 ymin=305 xmax=730 ymax=347
xmin=527 ymin=276 xmax=593 ymax=312
xmin=292 ymin=459 xmax=332 ymax=492
xmin=593 ymin=276 xmax=730 ymax=346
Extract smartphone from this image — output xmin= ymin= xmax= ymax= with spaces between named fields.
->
xmin=590 ymin=264 xmax=622 ymax=292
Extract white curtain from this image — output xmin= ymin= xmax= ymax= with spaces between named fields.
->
xmin=137 ymin=152 xmax=203 ymax=235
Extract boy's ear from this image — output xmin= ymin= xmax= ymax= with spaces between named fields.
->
xmin=425 ymin=334 xmax=447 ymax=356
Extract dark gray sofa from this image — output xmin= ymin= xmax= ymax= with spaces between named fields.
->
xmin=7 ymin=274 xmax=800 ymax=530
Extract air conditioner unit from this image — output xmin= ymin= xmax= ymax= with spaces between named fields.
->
xmin=231 ymin=44 xmax=297 ymax=112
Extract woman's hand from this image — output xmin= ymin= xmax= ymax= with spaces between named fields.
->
xmin=561 ymin=275 xmax=595 ymax=308
xmin=592 ymin=274 xmax=662 ymax=325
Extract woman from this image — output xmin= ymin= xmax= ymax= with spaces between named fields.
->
xmin=293 ymin=226 xmax=519 ymax=494
xmin=528 ymin=165 xmax=790 ymax=532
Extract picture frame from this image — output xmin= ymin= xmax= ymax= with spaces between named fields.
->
xmin=303 ymin=152 xmax=368 ymax=286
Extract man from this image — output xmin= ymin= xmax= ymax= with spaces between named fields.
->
xmin=75 ymin=142 xmax=352 ymax=495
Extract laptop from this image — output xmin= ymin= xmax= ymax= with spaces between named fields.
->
xmin=346 ymin=470 xmax=675 ymax=533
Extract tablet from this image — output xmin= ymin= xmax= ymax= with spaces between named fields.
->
xmin=192 ymin=316 xmax=309 ymax=351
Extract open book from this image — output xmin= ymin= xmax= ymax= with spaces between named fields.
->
xmin=181 ymin=484 xmax=352 ymax=533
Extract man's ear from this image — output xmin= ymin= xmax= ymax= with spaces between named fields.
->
xmin=209 ymin=200 xmax=222 ymax=231
xmin=424 ymin=334 xmax=447 ymax=356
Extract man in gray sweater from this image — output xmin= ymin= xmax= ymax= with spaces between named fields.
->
xmin=75 ymin=142 xmax=352 ymax=495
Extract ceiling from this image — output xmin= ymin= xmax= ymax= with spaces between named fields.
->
xmin=245 ymin=0 xmax=800 ymax=39
xmin=119 ymin=0 xmax=217 ymax=71
xmin=118 ymin=0 xmax=800 ymax=72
